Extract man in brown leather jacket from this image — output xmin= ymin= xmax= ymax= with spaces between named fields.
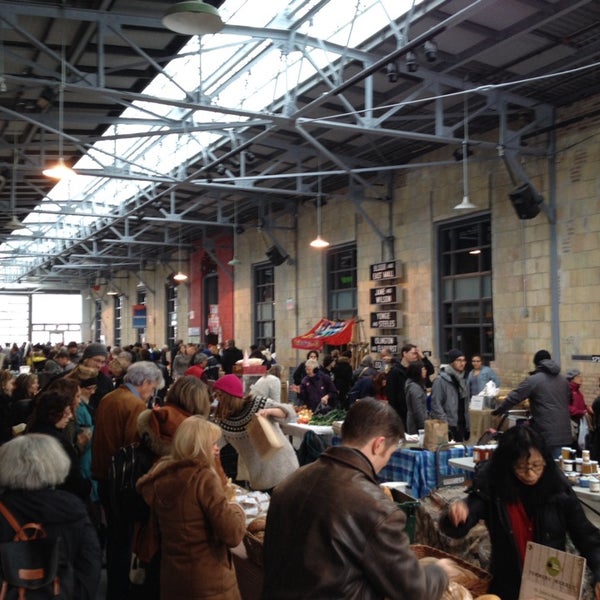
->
xmin=262 ymin=398 xmax=449 ymax=599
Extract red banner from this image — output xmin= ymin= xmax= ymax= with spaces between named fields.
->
xmin=291 ymin=318 xmax=354 ymax=350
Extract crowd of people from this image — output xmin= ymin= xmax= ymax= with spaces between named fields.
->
xmin=1 ymin=337 xmax=600 ymax=599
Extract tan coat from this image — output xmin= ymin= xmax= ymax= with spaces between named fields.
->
xmin=91 ymin=384 xmax=146 ymax=482
xmin=137 ymin=457 xmax=246 ymax=600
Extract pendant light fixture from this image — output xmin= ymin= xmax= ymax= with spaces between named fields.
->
xmin=7 ymin=138 xmax=26 ymax=231
xmin=162 ymin=1 xmax=224 ymax=36
xmin=310 ymin=176 xmax=329 ymax=249
xmin=228 ymin=201 xmax=241 ymax=266
xmin=454 ymin=92 xmax=476 ymax=210
xmin=173 ymin=226 xmax=188 ymax=282
xmin=43 ymin=39 xmax=75 ymax=179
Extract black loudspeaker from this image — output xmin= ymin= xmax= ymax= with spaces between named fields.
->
xmin=265 ymin=245 xmax=288 ymax=266
xmin=508 ymin=182 xmax=543 ymax=219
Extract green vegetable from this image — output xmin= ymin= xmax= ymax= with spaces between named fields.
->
xmin=309 ymin=409 xmax=346 ymax=425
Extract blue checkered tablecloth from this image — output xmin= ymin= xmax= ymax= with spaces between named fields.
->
xmin=378 ymin=446 xmax=473 ymax=498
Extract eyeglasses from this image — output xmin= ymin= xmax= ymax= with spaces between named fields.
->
xmin=514 ymin=461 xmax=546 ymax=474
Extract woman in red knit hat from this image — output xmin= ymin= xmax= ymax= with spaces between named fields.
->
xmin=212 ymin=373 xmax=298 ymax=492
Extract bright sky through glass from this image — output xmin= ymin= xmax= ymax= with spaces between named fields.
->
xmin=8 ymin=0 xmax=421 ymax=275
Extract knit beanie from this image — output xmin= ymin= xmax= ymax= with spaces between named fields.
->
xmin=533 ymin=349 xmax=551 ymax=366
xmin=446 ymin=348 xmax=465 ymax=363
xmin=212 ymin=374 xmax=244 ymax=398
xmin=81 ymin=343 xmax=109 ymax=360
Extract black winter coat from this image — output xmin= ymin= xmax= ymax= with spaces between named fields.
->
xmin=0 ymin=488 xmax=101 ymax=599
xmin=385 ymin=362 xmax=408 ymax=426
xmin=440 ymin=462 xmax=600 ymax=600
xmin=495 ymin=359 xmax=572 ymax=448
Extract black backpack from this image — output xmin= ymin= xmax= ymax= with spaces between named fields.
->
xmin=108 ymin=434 xmax=155 ymax=523
xmin=0 ymin=502 xmax=72 ymax=599
xmin=296 ymin=430 xmax=327 ymax=466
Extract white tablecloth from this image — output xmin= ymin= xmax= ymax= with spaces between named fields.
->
xmin=280 ymin=422 xmax=334 ymax=449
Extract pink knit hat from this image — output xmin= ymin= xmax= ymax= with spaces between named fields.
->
xmin=212 ymin=374 xmax=244 ymax=398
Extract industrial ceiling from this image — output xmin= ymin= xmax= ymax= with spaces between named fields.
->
xmin=0 ymin=0 xmax=599 ymax=290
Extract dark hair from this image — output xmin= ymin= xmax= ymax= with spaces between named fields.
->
xmin=342 ymin=398 xmax=404 ymax=447
xmin=533 ymin=349 xmax=551 ymax=366
xmin=489 ymin=425 xmax=561 ymax=503
xmin=27 ymin=386 xmax=73 ymax=428
xmin=406 ymin=360 xmax=425 ymax=385
xmin=400 ymin=343 xmax=416 ymax=357
xmin=13 ymin=373 xmax=38 ymax=401
xmin=42 ymin=377 xmax=80 ymax=408
xmin=372 ymin=372 xmax=387 ymax=395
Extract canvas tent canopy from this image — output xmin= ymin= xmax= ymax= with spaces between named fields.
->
xmin=291 ymin=318 xmax=354 ymax=350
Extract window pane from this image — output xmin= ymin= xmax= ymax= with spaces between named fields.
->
xmin=455 ymin=302 xmax=480 ymax=324
xmin=438 ymin=215 xmax=494 ymax=360
xmin=443 ymin=279 xmax=453 ymax=301
xmin=254 ymin=264 xmax=275 ymax=351
xmin=482 ymin=274 xmax=492 ymax=297
xmin=455 ymin=276 xmax=480 ymax=300
xmin=327 ymin=244 xmax=357 ymax=321
xmin=455 ymin=251 xmax=480 ymax=275
xmin=455 ymin=223 xmax=479 ymax=250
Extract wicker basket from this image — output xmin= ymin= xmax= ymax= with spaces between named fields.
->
xmin=410 ymin=544 xmax=491 ymax=597
xmin=243 ymin=531 xmax=264 ymax=567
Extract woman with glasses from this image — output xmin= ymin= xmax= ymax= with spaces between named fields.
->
xmin=440 ymin=425 xmax=600 ymax=600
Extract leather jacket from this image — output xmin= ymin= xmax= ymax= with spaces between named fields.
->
xmin=263 ymin=445 xmax=448 ymax=599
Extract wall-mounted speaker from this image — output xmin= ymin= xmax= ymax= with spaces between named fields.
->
xmin=265 ymin=245 xmax=288 ymax=266
xmin=508 ymin=182 xmax=543 ymax=219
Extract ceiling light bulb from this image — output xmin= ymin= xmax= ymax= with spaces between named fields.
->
xmin=173 ymin=271 xmax=188 ymax=282
xmin=310 ymin=235 xmax=330 ymax=249
xmin=228 ymin=257 xmax=241 ymax=266
xmin=42 ymin=158 xmax=76 ymax=179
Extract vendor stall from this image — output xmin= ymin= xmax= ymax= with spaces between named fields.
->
xmin=379 ymin=445 xmax=473 ymax=498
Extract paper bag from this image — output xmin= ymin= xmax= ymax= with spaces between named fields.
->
xmin=247 ymin=414 xmax=284 ymax=458
xmin=423 ymin=419 xmax=449 ymax=451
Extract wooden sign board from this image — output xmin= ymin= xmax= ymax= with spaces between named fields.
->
xmin=370 ymin=336 xmax=398 ymax=354
xmin=370 ymin=310 xmax=398 ymax=329
xmin=370 ymin=261 xmax=397 ymax=281
xmin=369 ymin=286 xmax=397 ymax=305
xmin=519 ymin=541 xmax=585 ymax=600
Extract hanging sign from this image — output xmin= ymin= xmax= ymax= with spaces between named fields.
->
xmin=370 ymin=311 xmax=398 ymax=329
xmin=132 ymin=304 xmax=147 ymax=329
xmin=207 ymin=304 xmax=220 ymax=335
xmin=370 ymin=286 xmax=397 ymax=305
xmin=370 ymin=336 xmax=398 ymax=353
xmin=370 ymin=261 xmax=397 ymax=281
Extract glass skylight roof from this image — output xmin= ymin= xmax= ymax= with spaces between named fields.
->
xmin=4 ymin=0 xmax=421 ymax=281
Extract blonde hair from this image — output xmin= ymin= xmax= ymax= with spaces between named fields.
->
xmin=170 ymin=416 xmax=222 ymax=469
xmin=213 ymin=391 xmax=248 ymax=420
xmin=166 ymin=376 xmax=211 ymax=417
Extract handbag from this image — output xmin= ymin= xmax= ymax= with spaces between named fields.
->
xmin=247 ymin=414 xmax=284 ymax=458
xmin=422 ymin=419 xmax=449 ymax=451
